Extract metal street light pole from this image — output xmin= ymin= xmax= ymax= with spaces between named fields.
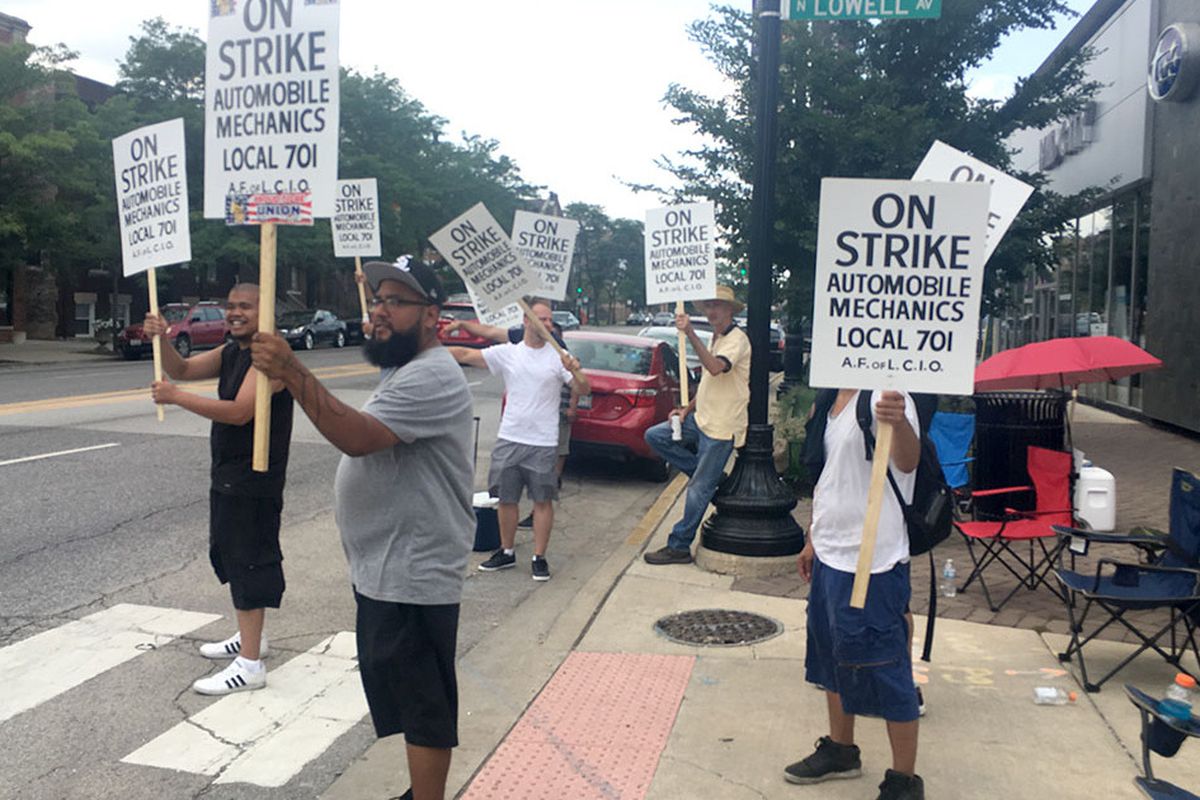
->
xmin=701 ymin=0 xmax=804 ymax=557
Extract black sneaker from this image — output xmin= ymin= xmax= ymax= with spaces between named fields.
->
xmin=479 ymin=549 xmax=516 ymax=572
xmin=531 ymin=556 xmax=550 ymax=581
xmin=783 ymin=736 xmax=862 ymax=784
xmin=876 ymin=769 xmax=925 ymax=800
xmin=643 ymin=546 xmax=694 ymax=565
xmin=517 ymin=513 xmax=534 ymax=529
xmin=916 ymin=684 xmax=926 ymax=717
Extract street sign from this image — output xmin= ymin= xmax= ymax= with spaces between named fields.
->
xmin=783 ymin=0 xmax=941 ymax=21
xmin=808 ymin=178 xmax=990 ymax=397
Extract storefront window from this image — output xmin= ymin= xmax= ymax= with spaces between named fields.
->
xmin=1054 ymin=223 xmax=1078 ymax=338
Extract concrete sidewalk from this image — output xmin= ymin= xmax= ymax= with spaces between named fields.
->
xmin=323 ymin=446 xmax=1200 ymax=799
xmin=0 ymin=338 xmax=117 ymax=366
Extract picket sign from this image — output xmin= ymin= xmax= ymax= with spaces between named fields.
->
xmin=429 ymin=203 xmax=584 ymax=382
xmin=643 ymin=202 xmax=718 ymax=411
xmin=111 ymin=118 xmax=192 ymax=423
xmin=807 ymin=178 xmax=990 ymax=608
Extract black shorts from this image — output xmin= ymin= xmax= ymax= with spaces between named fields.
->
xmin=209 ymin=490 xmax=285 ymax=611
xmin=354 ymin=590 xmax=460 ymax=748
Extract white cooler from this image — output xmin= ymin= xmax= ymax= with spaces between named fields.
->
xmin=1074 ymin=464 xmax=1116 ymax=532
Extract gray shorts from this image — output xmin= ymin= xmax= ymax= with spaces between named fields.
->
xmin=488 ymin=439 xmax=559 ymax=504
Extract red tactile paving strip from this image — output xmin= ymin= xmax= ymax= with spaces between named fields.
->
xmin=461 ymin=651 xmax=696 ymax=800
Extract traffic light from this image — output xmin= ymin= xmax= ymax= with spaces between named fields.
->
xmin=739 ymin=267 xmax=747 ymax=277
xmin=576 ymin=286 xmax=583 ymax=294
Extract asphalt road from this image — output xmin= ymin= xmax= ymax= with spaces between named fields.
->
xmin=0 ymin=338 xmax=667 ymax=800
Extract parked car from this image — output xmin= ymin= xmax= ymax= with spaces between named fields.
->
xmin=564 ymin=331 xmax=681 ymax=481
xmin=636 ymin=325 xmax=714 ymax=376
xmin=552 ymin=310 xmax=581 ymax=331
xmin=339 ymin=314 xmax=367 ymax=345
xmin=651 ymin=310 xmax=675 ymax=327
xmin=279 ymin=309 xmax=347 ymax=350
xmin=436 ymin=302 xmax=493 ymax=348
xmin=625 ymin=310 xmax=652 ymax=326
xmin=117 ymin=301 xmax=226 ymax=360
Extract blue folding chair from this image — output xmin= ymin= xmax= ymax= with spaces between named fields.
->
xmin=928 ymin=411 xmax=974 ymax=491
xmin=1126 ymin=684 xmax=1200 ymax=799
xmin=1053 ymin=468 xmax=1200 ymax=692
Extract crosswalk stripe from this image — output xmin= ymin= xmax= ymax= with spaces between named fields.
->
xmin=0 ymin=604 xmax=221 ymax=725
xmin=122 ymin=631 xmax=368 ymax=788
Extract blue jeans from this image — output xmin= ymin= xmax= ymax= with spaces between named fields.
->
xmin=644 ymin=415 xmax=734 ymax=550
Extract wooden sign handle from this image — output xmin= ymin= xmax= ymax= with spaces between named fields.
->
xmin=850 ymin=420 xmax=894 ymax=609
xmin=676 ymin=300 xmax=689 ymax=408
xmin=147 ymin=267 xmax=164 ymax=423
xmin=252 ymin=222 xmax=277 ymax=473
xmin=354 ymin=256 xmax=369 ymax=323
xmin=515 ymin=298 xmax=586 ymax=384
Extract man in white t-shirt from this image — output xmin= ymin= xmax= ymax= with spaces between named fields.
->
xmin=448 ymin=301 xmax=589 ymax=582
xmin=784 ymin=388 xmax=926 ymax=800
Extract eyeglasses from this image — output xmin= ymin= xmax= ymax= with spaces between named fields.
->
xmin=369 ymin=296 xmax=431 ymax=310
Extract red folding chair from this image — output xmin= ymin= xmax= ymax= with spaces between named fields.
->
xmin=955 ymin=445 xmax=1076 ymax=612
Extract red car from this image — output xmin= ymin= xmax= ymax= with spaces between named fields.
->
xmin=564 ymin=331 xmax=682 ymax=480
xmin=117 ymin=301 xmax=227 ymax=360
xmin=436 ymin=303 xmax=494 ymax=348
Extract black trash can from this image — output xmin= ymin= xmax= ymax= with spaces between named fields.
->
xmin=972 ymin=391 xmax=1068 ymax=517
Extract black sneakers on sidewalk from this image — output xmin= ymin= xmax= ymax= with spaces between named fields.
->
xmin=877 ymin=769 xmax=925 ymax=800
xmin=783 ymin=736 xmax=862 ymax=784
xmin=478 ymin=549 xmax=516 ymax=571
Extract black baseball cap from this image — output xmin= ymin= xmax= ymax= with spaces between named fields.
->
xmin=363 ymin=256 xmax=447 ymax=307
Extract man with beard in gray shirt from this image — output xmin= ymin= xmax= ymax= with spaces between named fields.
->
xmin=251 ymin=256 xmax=473 ymax=800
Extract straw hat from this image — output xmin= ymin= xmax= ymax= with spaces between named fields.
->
xmin=700 ymin=285 xmax=745 ymax=313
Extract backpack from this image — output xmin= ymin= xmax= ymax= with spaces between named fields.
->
xmin=853 ymin=391 xmax=953 ymax=557
xmin=802 ymin=388 xmax=953 ymax=660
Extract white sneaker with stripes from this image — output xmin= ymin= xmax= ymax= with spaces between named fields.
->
xmin=192 ymin=659 xmax=267 ymax=695
xmin=198 ymin=632 xmax=269 ymax=660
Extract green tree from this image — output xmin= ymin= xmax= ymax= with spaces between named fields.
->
xmin=0 ymin=42 xmax=116 ymax=287
xmin=649 ymin=1 xmax=1100 ymax=328
xmin=563 ymin=203 xmax=644 ymax=323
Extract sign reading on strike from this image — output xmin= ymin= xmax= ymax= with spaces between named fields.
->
xmin=644 ymin=202 xmax=717 ymax=305
xmin=809 ymin=178 xmax=990 ymax=396
xmin=112 ymin=118 xmax=191 ymax=276
xmin=332 ymin=178 xmax=381 ymax=257
xmin=203 ymin=0 xmax=340 ymax=219
xmin=912 ymin=140 xmax=1034 ymax=264
xmin=429 ymin=203 xmax=535 ymax=312
xmin=466 ymin=285 xmax=524 ymax=329
xmin=511 ymin=210 xmax=579 ymax=301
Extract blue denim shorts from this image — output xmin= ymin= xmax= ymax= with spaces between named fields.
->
xmin=805 ymin=558 xmax=918 ymax=722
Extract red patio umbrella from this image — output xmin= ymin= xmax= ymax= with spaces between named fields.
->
xmin=975 ymin=336 xmax=1162 ymax=392
xmin=974 ymin=336 xmax=1163 ymax=457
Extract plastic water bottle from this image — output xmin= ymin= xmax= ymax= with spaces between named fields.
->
xmin=1158 ymin=673 xmax=1197 ymax=721
xmin=940 ymin=559 xmax=957 ymax=598
xmin=1033 ymin=686 xmax=1077 ymax=705
xmin=670 ymin=413 xmax=682 ymax=441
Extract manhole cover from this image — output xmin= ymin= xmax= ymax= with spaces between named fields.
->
xmin=653 ymin=609 xmax=783 ymax=647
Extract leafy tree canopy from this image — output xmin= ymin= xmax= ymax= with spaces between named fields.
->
xmin=646 ymin=1 xmax=1100 ymax=326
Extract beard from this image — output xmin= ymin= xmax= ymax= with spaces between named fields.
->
xmin=363 ymin=323 xmax=422 ymax=369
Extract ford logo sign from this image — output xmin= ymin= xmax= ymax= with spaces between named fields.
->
xmin=1149 ymin=24 xmax=1200 ymax=102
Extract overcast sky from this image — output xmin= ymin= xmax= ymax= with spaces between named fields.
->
xmin=10 ymin=0 xmax=1095 ymax=221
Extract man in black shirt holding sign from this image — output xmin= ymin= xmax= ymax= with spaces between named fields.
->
xmin=144 ymin=284 xmax=294 ymax=695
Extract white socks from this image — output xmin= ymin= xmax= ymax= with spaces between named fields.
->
xmin=235 ymin=656 xmax=265 ymax=673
